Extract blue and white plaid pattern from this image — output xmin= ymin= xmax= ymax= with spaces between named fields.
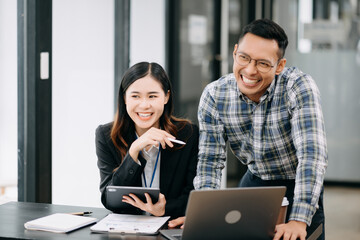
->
xmin=194 ymin=67 xmax=328 ymax=225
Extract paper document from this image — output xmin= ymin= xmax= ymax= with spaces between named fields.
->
xmin=90 ymin=213 xmax=170 ymax=235
xmin=24 ymin=213 xmax=98 ymax=233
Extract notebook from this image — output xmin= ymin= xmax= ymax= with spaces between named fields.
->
xmin=160 ymin=186 xmax=286 ymax=240
xmin=24 ymin=213 xmax=98 ymax=233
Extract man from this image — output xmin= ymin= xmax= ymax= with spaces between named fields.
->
xmin=193 ymin=19 xmax=328 ymax=240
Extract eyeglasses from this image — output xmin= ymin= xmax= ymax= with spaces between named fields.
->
xmin=234 ymin=52 xmax=277 ymax=73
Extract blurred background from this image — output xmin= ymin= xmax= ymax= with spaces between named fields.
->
xmin=0 ymin=0 xmax=359 ymax=239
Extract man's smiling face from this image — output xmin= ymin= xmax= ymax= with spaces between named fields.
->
xmin=233 ymin=33 xmax=286 ymax=103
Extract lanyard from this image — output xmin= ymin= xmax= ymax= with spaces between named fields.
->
xmin=142 ymin=145 xmax=161 ymax=188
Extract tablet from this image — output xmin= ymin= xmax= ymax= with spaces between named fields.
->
xmin=106 ymin=186 xmax=160 ymax=211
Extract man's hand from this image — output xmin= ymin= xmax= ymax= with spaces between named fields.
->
xmin=273 ymin=220 xmax=307 ymax=240
xmin=122 ymin=193 xmax=166 ymax=216
xmin=168 ymin=216 xmax=186 ymax=229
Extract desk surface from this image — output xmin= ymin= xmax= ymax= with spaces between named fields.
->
xmin=0 ymin=201 xmax=166 ymax=240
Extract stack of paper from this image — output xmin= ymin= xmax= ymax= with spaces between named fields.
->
xmin=90 ymin=213 xmax=170 ymax=235
xmin=24 ymin=213 xmax=98 ymax=233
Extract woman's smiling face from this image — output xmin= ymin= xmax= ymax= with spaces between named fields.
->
xmin=124 ymin=75 xmax=169 ymax=136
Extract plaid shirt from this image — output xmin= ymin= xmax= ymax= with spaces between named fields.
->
xmin=194 ymin=67 xmax=328 ymax=225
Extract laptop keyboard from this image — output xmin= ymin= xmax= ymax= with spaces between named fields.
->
xmin=172 ymin=234 xmax=182 ymax=240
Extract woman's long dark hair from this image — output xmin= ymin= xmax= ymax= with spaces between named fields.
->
xmin=111 ymin=62 xmax=190 ymax=159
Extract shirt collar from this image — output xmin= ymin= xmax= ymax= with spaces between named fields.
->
xmin=135 ymin=132 xmax=160 ymax=158
xmin=260 ymin=76 xmax=277 ymax=102
xmin=142 ymin=145 xmax=159 ymax=158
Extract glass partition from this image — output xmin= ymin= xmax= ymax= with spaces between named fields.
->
xmin=177 ymin=0 xmax=218 ymax=123
xmin=273 ymin=0 xmax=360 ymax=182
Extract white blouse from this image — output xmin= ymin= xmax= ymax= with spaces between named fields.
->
xmin=139 ymin=144 xmax=160 ymax=189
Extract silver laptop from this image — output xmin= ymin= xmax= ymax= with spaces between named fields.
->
xmin=161 ymin=186 xmax=286 ymax=240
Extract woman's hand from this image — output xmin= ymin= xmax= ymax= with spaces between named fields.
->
xmin=122 ymin=193 xmax=166 ymax=217
xmin=129 ymin=127 xmax=175 ymax=161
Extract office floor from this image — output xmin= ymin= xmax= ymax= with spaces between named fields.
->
xmin=324 ymin=185 xmax=360 ymax=240
xmin=0 ymin=185 xmax=359 ymax=239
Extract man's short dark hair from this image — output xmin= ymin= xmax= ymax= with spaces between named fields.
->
xmin=238 ymin=19 xmax=288 ymax=59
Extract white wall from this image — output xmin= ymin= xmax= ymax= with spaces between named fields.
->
xmin=52 ymin=0 xmax=114 ymax=207
xmin=130 ymin=0 xmax=166 ymax=68
xmin=0 ymin=0 xmax=17 ymax=189
xmin=52 ymin=0 xmax=166 ymax=207
xmin=51 ymin=0 xmax=165 ymax=208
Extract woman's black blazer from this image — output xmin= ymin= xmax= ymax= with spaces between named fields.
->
xmin=95 ymin=121 xmax=199 ymax=218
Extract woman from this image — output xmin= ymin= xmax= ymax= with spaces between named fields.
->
xmin=95 ymin=62 xmax=199 ymax=218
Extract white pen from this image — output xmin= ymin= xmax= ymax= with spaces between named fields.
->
xmin=167 ymin=137 xmax=186 ymax=145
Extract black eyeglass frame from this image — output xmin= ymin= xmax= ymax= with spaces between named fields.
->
xmin=233 ymin=52 xmax=280 ymax=73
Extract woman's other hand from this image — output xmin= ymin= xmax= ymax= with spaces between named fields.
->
xmin=122 ymin=192 xmax=166 ymax=217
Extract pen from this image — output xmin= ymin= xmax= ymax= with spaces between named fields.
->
xmin=167 ymin=137 xmax=186 ymax=145
xmin=68 ymin=211 xmax=93 ymax=216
